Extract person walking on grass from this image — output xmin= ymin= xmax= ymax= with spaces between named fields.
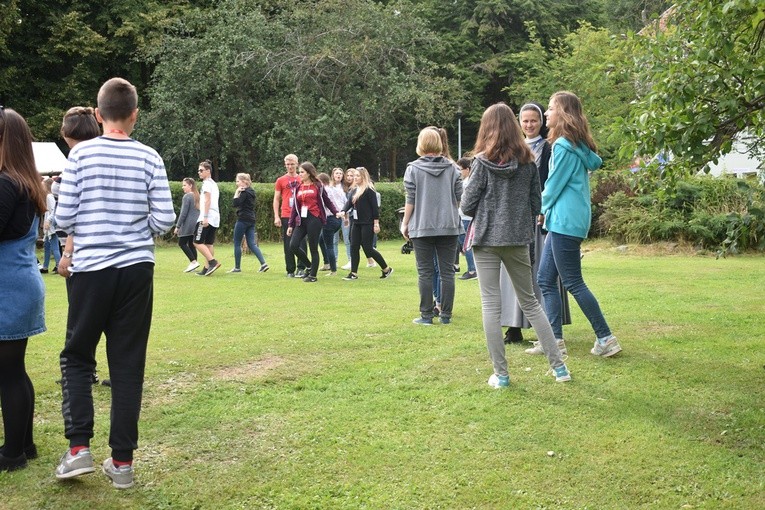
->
xmin=54 ymin=77 xmax=175 ymax=488
xmin=318 ymin=171 xmax=345 ymax=276
xmin=537 ymin=91 xmax=621 ymax=358
xmin=461 ymin=102 xmax=570 ymax=388
xmin=230 ymin=172 xmax=269 ymax=274
xmin=400 ymin=127 xmax=462 ymax=325
xmin=193 ymin=160 xmax=221 ymax=276
xmin=273 ymin=154 xmax=305 ymax=277
xmin=286 ymin=162 xmax=340 ymax=282
xmin=0 ymin=107 xmax=47 ymax=472
xmin=340 ymin=167 xmax=393 ymax=281
xmin=175 ymin=177 xmax=200 ymax=273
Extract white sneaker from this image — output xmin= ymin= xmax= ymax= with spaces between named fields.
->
xmin=341 ymin=262 xmax=352 ymax=270
xmin=367 ymin=260 xmax=377 ymax=267
xmin=524 ymin=339 xmax=567 ymax=356
xmin=591 ymin=335 xmax=622 ymax=357
xmin=184 ymin=261 xmax=200 ymax=273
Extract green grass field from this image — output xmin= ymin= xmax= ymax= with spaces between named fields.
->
xmin=2 ymin=241 xmax=764 ymax=509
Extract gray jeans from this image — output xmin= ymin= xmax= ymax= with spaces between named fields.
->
xmin=473 ymin=245 xmax=564 ymax=376
xmin=412 ymin=236 xmax=458 ymax=320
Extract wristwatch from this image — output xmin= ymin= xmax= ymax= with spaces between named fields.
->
xmin=62 ymin=251 xmax=73 ymax=259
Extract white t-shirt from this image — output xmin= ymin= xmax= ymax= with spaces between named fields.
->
xmin=198 ymin=178 xmax=220 ymax=227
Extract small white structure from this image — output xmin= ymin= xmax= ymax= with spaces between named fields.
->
xmin=706 ymin=135 xmax=763 ymax=179
xmin=32 ymin=142 xmax=68 ymax=175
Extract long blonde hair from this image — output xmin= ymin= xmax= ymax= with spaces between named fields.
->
xmin=352 ymin=166 xmax=375 ymax=203
xmin=183 ymin=177 xmax=200 ymax=209
xmin=547 ymin=91 xmax=597 ymax=151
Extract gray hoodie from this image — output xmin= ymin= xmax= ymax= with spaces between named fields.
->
xmin=460 ymin=155 xmax=540 ymax=247
xmin=403 ymin=156 xmax=463 ymax=238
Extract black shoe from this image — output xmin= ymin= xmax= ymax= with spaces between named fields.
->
xmin=101 ymin=379 xmax=112 ymax=387
xmin=380 ymin=267 xmax=393 ymax=279
xmin=0 ymin=444 xmax=36 ymax=460
xmin=40 ymin=268 xmax=49 ymax=274
xmin=0 ymin=451 xmax=27 ymax=472
xmin=504 ymin=327 xmax=524 ymax=344
xmin=196 ymin=266 xmax=209 ymax=276
xmin=303 ymin=275 xmax=317 ymax=282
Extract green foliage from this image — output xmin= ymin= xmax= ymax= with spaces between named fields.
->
xmin=168 ymin=180 xmax=406 ymax=243
xmin=599 ymin=174 xmax=765 ymax=251
xmin=623 ymin=0 xmax=765 ymax=175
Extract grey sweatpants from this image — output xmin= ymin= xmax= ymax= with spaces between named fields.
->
xmin=473 ymin=245 xmax=564 ymax=377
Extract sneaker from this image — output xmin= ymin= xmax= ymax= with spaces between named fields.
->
xmin=342 ymin=273 xmax=358 ymax=281
xmin=184 ymin=261 xmax=200 ymax=273
xmin=286 ymin=272 xmax=295 ymax=278
xmin=525 ymin=339 xmax=567 ymax=356
xmin=101 ymin=379 xmax=112 ymax=387
xmin=380 ymin=267 xmax=393 ymax=279
xmin=551 ymin=364 xmax=572 ymax=382
xmin=258 ymin=264 xmax=269 ymax=273
xmin=55 ymin=448 xmax=95 ymax=479
xmin=320 ymin=264 xmax=331 ymax=271
xmin=205 ymin=259 xmax=222 ymax=276
xmin=591 ymin=335 xmax=622 ymax=357
xmin=412 ymin=317 xmax=433 ymax=325
xmin=102 ymin=458 xmax=134 ymax=489
xmin=227 ymin=268 xmax=241 ymax=273
xmin=487 ymin=373 xmax=510 ymax=388
xmin=196 ymin=266 xmax=209 ymax=276
xmin=453 ymin=264 xmax=460 ymax=272
xmin=91 ymin=372 xmax=99 ymax=385
xmin=303 ymin=275 xmax=317 ymax=283
xmin=366 ymin=260 xmax=376 ymax=268
xmin=341 ymin=262 xmax=352 ymax=270
xmin=40 ymin=268 xmax=49 ymax=274
xmin=325 ymin=271 xmax=337 ymax=277
xmin=459 ymin=271 xmax=477 ymax=280
xmin=440 ymin=316 xmax=451 ymax=325
xmin=296 ymin=269 xmax=306 ymax=278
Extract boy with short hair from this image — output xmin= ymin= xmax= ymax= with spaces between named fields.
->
xmin=192 ymin=160 xmax=221 ymax=276
xmin=54 ymin=77 xmax=175 ymax=489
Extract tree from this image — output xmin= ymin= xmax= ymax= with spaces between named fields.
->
xmin=624 ymin=0 xmax=765 ymax=173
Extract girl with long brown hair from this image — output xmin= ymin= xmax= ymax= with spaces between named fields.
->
xmin=175 ymin=177 xmax=201 ymax=272
xmin=0 ymin=107 xmax=47 ymax=471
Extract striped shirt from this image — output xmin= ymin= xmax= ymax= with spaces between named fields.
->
xmin=55 ymin=136 xmax=176 ymax=272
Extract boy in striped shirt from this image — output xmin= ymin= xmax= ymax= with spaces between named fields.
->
xmin=54 ymin=77 xmax=175 ymax=489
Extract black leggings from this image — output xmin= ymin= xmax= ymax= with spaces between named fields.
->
xmin=178 ymin=235 xmax=197 ymax=262
xmin=350 ymin=223 xmax=387 ymax=273
xmin=0 ymin=339 xmax=34 ymax=457
xmin=290 ymin=214 xmax=322 ymax=277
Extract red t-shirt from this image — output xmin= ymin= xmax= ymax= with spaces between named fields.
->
xmin=296 ymin=184 xmax=322 ymax=219
xmin=275 ymin=173 xmax=301 ymax=218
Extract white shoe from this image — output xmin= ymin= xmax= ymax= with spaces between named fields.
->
xmin=341 ymin=262 xmax=352 ymax=270
xmin=184 ymin=261 xmax=200 ymax=273
xmin=367 ymin=261 xmax=377 ymax=268
xmin=524 ymin=339 xmax=567 ymax=356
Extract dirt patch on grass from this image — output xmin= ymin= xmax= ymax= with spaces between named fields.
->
xmin=213 ymin=354 xmax=287 ymax=381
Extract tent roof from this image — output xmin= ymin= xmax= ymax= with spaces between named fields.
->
xmin=32 ymin=142 xmax=68 ymax=175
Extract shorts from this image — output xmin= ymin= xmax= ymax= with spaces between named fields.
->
xmin=193 ymin=222 xmax=217 ymax=245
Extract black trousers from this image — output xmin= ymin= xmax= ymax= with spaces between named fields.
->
xmin=350 ymin=222 xmax=387 ymax=273
xmin=290 ymin=214 xmax=322 ymax=277
xmin=281 ymin=218 xmax=306 ymax=274
xmin=60 ymin=262 xmax=154 ymax=462
xmin=178 ymin=235 xmax=196 ymax=262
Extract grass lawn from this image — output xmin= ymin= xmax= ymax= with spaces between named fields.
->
xmin=2 ymin=240 xmax=764 ymax=509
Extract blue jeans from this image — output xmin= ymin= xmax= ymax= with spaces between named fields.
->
xmin=43 ymin=235 xmax=61 ymax=270
xmin=341 ymin=222 xmax=351 ymax=263
xmin=537 ymin=232 xmax=611 ymax=339
xmin=233 ymin=221 xmax=266 ymax=269
xmin=457 ymin=219 xmax=476 ymax=273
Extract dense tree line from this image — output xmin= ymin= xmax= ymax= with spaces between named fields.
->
xmin=3 ymin=0 xmax=762 ymax=184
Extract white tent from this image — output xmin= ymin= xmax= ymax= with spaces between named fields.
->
xmin=32 ymin=142 xmax=68 ymax=175
xmin=706 ymin=135 xmax=763 ymax=179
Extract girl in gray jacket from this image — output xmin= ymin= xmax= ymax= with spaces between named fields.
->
xmin=461 ymin=103 xmax=570 ymax=387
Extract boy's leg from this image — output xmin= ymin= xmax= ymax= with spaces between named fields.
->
xmin=103 ymin=262 xmax=154 ymax=462
xmin=60 ymin=270 xmax=115 ymax=448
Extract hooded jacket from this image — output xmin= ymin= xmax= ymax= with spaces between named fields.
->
xmin=461 ymin=155 xmax=540 ymax=247
xmin=541 ymin=137 xmax=602 ymax=239
xmin=403 ymin=156 xmax=462 ymax=238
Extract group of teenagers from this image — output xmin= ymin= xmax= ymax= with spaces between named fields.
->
xmin=0 ymin=74 xmax=620 ymax=489
xmin=401 ymin=91 xmax=623 ymax=390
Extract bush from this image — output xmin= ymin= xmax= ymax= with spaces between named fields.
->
xmin=168 ymin=181 xmax=406 ymax=243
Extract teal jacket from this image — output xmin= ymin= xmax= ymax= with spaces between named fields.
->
xmin=541 ymin=137 xmax=602 ymax=239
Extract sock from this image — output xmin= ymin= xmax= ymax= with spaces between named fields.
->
xmin=113 ymin=459 xmax=132 ymax=468
xmin=597 ymin=334 xmax=614 ymax=344
xmin=70 ymin=445 xmax=88 ymax=455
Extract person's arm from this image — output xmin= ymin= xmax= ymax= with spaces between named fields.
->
xmin=541 ymin=144 xmax=576 ymax=214
xmin=459 ymin=161 xmax=485 ymax=218
xmin=175 ymin=193 xmax=190 ymax=235
xmin=0 ymin=179 xmax=18 ymax=237
xmin=58 ymin=235 xmax=74 ymax=279
xmin=400 ymin=203 xmax=414 ymax=240
xmin=322 ymin=186 xmax=339 ymax=216
xmin=199 ymin=182 xmax=210 ymax=227
xmin=369 ymin=189 xmax=381 ymax=233
xmin=273 ymin=180 xmax=282 ymax=227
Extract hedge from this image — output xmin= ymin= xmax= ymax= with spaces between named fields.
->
xmin=168 ymin=181 xmax=407 ymax=243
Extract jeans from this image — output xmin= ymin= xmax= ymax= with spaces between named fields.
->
xmin=233 ymin=221 xmax=266 ymax=269
xmin=341 ymin=222 xmax=351 ymax=263
xmin=457 ymin=219 xmax=476 ymax=273
xmin=474 ymin=246 xmax=563 ymax=376
xmin=322 ymin=216 xmax=342 ymax=271
xmin=412 ymin=236 xmax=457 ymax=320
xmin=43 ymin=235 xmax=61 ymax=270
xmin=537 ymin=232 xmax=612 ymax=339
